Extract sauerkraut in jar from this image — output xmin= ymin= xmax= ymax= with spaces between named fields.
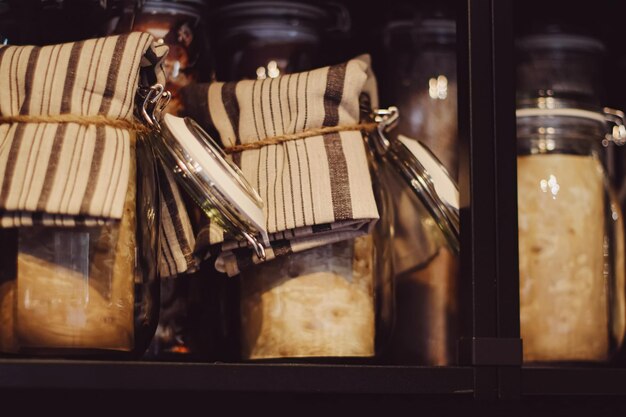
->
xmin=517 ymin=108 xmax=626 ymax=363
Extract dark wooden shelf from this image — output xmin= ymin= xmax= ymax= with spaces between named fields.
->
xmin=0 ymin=360 xmax=474 ymax=394
xmin=522 ymin=367 xmax=626 ymax=396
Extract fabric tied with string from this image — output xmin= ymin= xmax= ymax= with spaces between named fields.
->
xmin=0 ymin=33 xmax=196 ymax=278
xmin=0 ymin=32 xmax=166 ymax=226
xmin=182 ymin=55 xmax=380 ymax=277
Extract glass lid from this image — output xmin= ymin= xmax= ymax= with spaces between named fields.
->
xmin=370 ymin=107 xmax=460 ymax=254
xmin=141 ymin=84 xmax=269 ymax=260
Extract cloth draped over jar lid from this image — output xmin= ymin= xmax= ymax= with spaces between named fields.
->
xmin=182 ymin=55 xmax=381 ymax=276
xmin=0 ymin=32 xmax=197 ymax=278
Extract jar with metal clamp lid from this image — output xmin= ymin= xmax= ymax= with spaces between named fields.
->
xmin=517 ymin=100 xmax=626 ymax=363
xmin=0 ymin=33 xmax=163 ymax=358
xmin=231 ymin=106 xmax=459 ymax=362
xmin=372 ymin=106 xmax=460 ymax=367
xmin=377 ymin=7 xmax=460 ymax=365
xmin=139 ymin=84 xmax=271 ymax=362
xmin=0 ymin=125 xmax=160 ymax=359
xmin=109 ymin=1 xmax=214 ymax=360
xmin=233 ymin=109 xmax=395 ymax=362
xmin=0 ymin=137 xmax=160 ymax=358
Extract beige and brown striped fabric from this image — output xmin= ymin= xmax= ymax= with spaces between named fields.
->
xmin=158 ymin=164 xmax=197 ymax=278
xmin=0 ymin=32 xmax=167 ymax=227
xmin=184 ymin=55 xmax=381 ymax=276
xmin=0 ymin=32 xmax=199 ymax=278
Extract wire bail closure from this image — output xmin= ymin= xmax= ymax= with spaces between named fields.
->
xmin=141 ymin=84 xmax=268 ymax=261
xmin=367 ymin=105 xmax=460 ymax=254
xmin=603 ymin=107 xmax=626 ymax=146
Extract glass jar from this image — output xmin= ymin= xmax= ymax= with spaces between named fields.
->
xmin=0 ymin=138 xmax=160 ymax=358
xmin=230 ymin=108 xmax=459 ymax=362
xmin=115 ymin=0 xmax=211 ymax=116
xmin=517 ymin=105 xmax=626 ymax=363
xmin=112 ymin=0 xmax=213 ymax=361
xmin=211 ymin=0 xmax=350 ymax=81
xmin=517 ymin=30 xmax=606 ymax=108
xmin=378 ymin=10 xmax=460 ymax=366
xmin=379 ymin=11 xmax=457 ymax=178
xmin=5 ymin=0 xmax=129 ymax=45
xmin=236 ymin=155 xmax=394 ymax=361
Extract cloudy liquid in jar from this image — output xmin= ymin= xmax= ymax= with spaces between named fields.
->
xmin=518 ymin=153 xmax=609 ymax=362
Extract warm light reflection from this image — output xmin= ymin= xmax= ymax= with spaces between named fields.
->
xmin=428 ymin=75 xmax=448 ymax=99
xmin=540 ymin=174 xmax=560 ymax=198
xmin=256 ymin=60 xmax=280 ymax=80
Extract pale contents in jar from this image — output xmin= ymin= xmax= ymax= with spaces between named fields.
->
xmin=239 ymin=235 xmax=375 ymax=360
xmin=518 ymin=154 xmax=608 ymax=362
xmin=0 ymin=141 xmax=137 ymax=353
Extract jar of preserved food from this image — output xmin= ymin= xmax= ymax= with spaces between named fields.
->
xmin=235 ymin=158 xmax=394 ymax=361
xmin=178 ymin=53 xmax=460 ymax=362
xmin=211 ymin=0 xmax=350 ymax=81
xmin=379 ymin=10 xmax=457 ymax=179
xmin=517 ymin=30 xmax=606 ymax=108
xmin=517 ymin=101 xmax=626 ymax=363
xmin=113 ymin=0 xmax=211 ymax=116
xmin=377 ymin=9 xmax=460 ymax=366
xmin=0 ymin=32 xmax=164 ymax=358
xmin=109 ymin=0 xmax=214 ymax=361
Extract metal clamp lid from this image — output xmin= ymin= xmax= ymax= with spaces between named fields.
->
xmin=516 ymin=105 xmax=626 ymax=146
xmin=369 ymin=106 xmax=460 ymax=254
xmin=140 ymin=84 xmax=269 ymax=260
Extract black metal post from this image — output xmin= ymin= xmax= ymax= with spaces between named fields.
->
xmin=456 ymin=0 xmax=521 ymax=400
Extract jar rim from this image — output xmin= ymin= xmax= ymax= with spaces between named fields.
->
xmin=383 ymin=17 xmax=456 ymax=45
xmin=138 ymin=1 xmax=205 ymax=18
xmin=213 ymin=1 xmax=328 ymax=22
xmin=517 ymin=33 xmax=606 ymax=53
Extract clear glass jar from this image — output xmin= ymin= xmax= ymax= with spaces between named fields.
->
xmin=111 ymin=0 xmax=213 ymax=361
xmin=0 ymin=138 xmax=160 ymax=358
xmin=230 ymin=107 xmax=460 ymax=362
xmin=113 ymin=0 xmax=211 ymax=116
xmin=517 ymin=30 xmax=606 ymax=108
xmin=517 ymin=108 xmax=626 ymax=363
xmin=379 ymin=11 xmax=458 ymax=179
xmin=211 ymin=1 xmax=350 ymax=81
xmin=378 ymin=10 xmax=460 ymax=366
xmin=236 ymin=152 xmax=394 ymax=361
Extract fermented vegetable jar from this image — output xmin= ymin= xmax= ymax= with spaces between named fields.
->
xmin=211 ymin=0 xmax=350 ymax=81
xmin=516 ymin=28 xmax=626 ymax=363
xmin=117 ymin=0 xmax=211 ymax=116
xmin=0 ymin=32 xmax=163 ymax=358
xmin=378 ymin=9 xmax=460 ymax=366
xmin=517 ymin=30 xmax=606 ymax=108
xmin=517 ymin=101 xmax=626 ymax=363
xmin=109 ymin=0 xmax=214 ymax=360
xmin=179 ymin=51 xmax=460 ymax=362
xmin=236 ymin=157 xmax=395 ymax=361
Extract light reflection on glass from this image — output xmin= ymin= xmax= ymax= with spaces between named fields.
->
xmin=540 ymin=174 xmax=560 ymax=198
xmin=428 ymin=75 xmax=448 ymax=99
xmin=256 ymin=60 xmax=281 ymax=80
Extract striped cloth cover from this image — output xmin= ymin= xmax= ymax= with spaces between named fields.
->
xmin=183 ymin=55 xmax=381 ymax=276
xmin=0 ymin=32 xmax=196 ymax=278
